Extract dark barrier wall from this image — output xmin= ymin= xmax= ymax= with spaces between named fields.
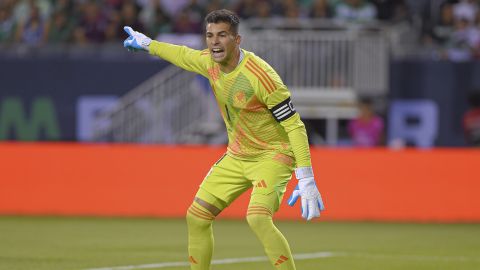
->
xmin=390 ymin=60 xmax=480 ymax=146
xmin=0 ymin=57 xmax=167 ymax=141
xmin=1 ymin=58 xmax=480 ymax=145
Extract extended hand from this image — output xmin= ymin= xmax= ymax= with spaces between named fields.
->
xmin=288 ymin=175 xmax=325 ymax=221
xmin=123 ymin=26 xmax=152 ymax=52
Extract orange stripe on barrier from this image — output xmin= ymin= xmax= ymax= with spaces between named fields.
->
xmin=0 ymin=143 xmax=480 ymax=222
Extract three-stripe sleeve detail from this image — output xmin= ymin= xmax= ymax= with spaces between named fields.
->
xmin=270 ymin=97 xmax=296 ymax=122
xmin=245 ymin=59 xmax=276 ymax=94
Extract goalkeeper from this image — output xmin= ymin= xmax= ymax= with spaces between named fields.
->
xmin=123 ymin=9 xmax=324 ymax=270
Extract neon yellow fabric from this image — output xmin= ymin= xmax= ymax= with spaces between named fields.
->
xmin=149 ymin=41 xmax=311 ymax=167
xmin=195 ymin=187 xmax=228 ymax=211
xmin=285 ymin=123 xmax=311 ymax=167
xmin=186 ymin=201 xmax=215 ymax=270
xmin=199 ymin=153 xmax=294 ymax=210
xmin=195 ymin=155 xmax=297 ymax=270
xmin=246 ymin=207 xmax=297 ymax=270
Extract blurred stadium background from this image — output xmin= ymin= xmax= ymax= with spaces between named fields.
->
xmin=1 ymin=0 xmax=480 ymax=269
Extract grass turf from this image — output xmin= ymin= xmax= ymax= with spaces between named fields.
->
xmin=0 ymin=216 xmax=479 ymax=270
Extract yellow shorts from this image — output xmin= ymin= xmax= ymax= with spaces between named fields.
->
xmin=198 ymin=153 xmax=295 ymax=213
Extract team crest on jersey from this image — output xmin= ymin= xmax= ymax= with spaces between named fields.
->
xmin=233 ymin=90 xmax=247 ymax=107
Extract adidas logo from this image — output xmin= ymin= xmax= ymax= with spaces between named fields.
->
xmin=255 ymin=180 xmax=267 ymax=188
xmin=189 ymin=256 xmax=198 ymax=264
xmin=274 ymin=255 xmax=289 ymax=266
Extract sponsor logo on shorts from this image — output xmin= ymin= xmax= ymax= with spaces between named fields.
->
xmin=255 ymin=179 xmax=268 ymax=188
xmin=189 ymin=256 xmax=198 ymax=264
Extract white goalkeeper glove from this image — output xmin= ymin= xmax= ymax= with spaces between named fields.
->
xmin=123 ymin=26 xmax=151 ymax=52
xmin=287 ymin=167 xmax=325 ymax=221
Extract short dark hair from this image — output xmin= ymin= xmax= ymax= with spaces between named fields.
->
xmin=204 ymin=9 xmax=240 ymax=35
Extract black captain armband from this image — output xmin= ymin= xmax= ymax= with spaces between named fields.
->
xmin=270 ymin=97 xmax=296 ymax=122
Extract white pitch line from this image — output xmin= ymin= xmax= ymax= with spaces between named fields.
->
xmin=84 ymin=252 xmax=339 ymax=270
xmin=84 ymin=251 xmax=480 ymax=270
xmin=349 ymin=253 xmax=480 ymax=263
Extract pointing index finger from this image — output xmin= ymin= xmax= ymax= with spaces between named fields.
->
xmin=123 ymin=26 xmax=134 ymax=36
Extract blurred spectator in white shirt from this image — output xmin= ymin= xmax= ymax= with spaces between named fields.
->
xmin=334 ymin=0 xmax=377 ymax=22
xmin=13 ymin=0 xmax=51 ymax=23
xmin=444 ymin=17 xmax=480 ymax=61
xmin=14 ymin=2 xmax=45 ymax=45
xmin=453 ymin=0 xmax=478 ymax=24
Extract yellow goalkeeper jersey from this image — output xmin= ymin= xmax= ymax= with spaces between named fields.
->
xmin=149 ymin=41 xmax=311 ymax=167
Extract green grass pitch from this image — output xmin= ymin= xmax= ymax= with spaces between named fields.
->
xmin=0 ymin=216 xmax=479 ymax=270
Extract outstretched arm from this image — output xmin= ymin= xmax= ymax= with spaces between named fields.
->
xmin=123 ymin=26 xmax=209 ymax=77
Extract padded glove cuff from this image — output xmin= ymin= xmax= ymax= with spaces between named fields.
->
xmin=295 ymin=166 xmax=314 ymax=179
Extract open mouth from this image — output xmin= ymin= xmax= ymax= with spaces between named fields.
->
xmin=211 ymin=48 xmax=225 ymax=59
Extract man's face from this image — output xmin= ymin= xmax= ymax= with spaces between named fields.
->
xmin=206 ymin=22 xmax=240 ymax=65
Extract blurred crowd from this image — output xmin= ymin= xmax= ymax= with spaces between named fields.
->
xmin=0 ymin=0 xmax=409 ymax=46
xmin=422 ymin=0 xmax=480 ymax=60
xmin=1 ymin=0 xmax=480 ymax=60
